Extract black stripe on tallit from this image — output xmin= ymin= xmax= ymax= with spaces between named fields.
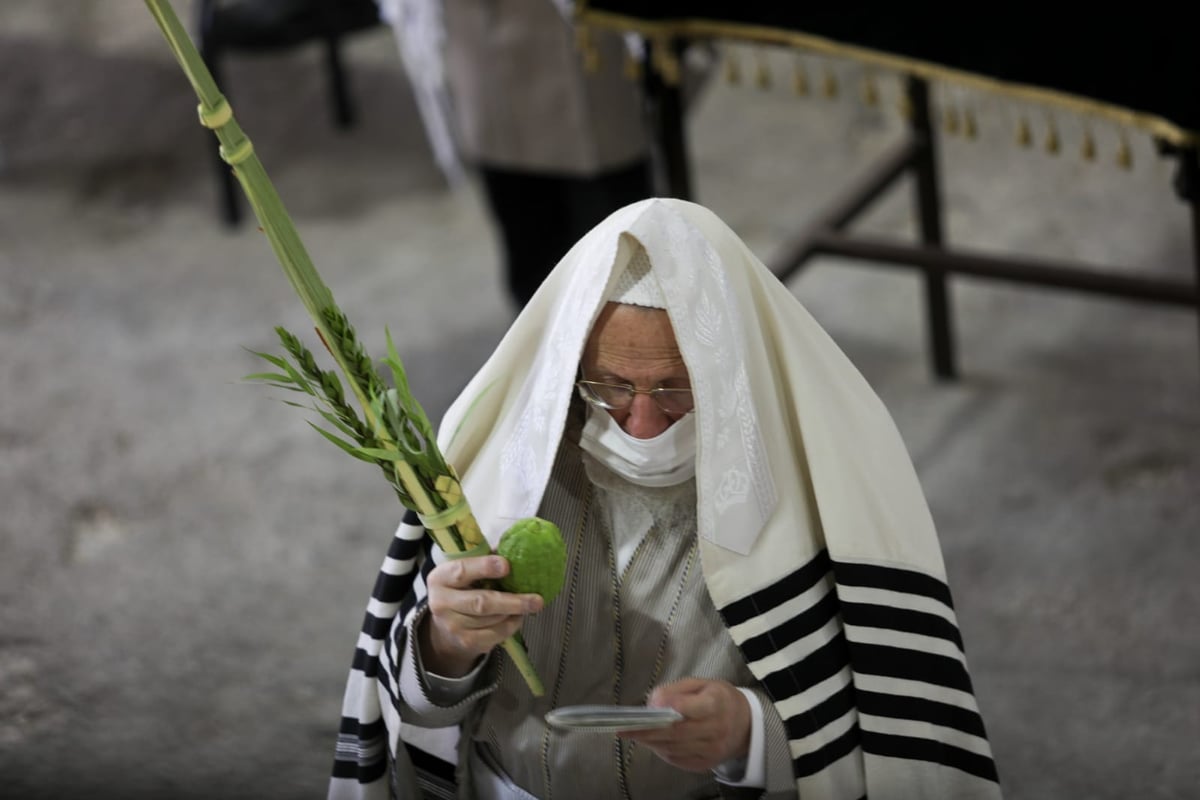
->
xmin=841 ymin=600 xmax=964 ymax=651
xmin=372 ymin=568 xmax=416 ymax=606
xmin=331 ymin=717 xmax=389 ymax=781
xmin=738 ymin=587 xmax=840 ymax=662
xmin=338 ymin=715 xmax=386 ymax=740
xmin=791 ymin=723 xmax=861 ymax=778
xmin=407 ymin=742 xmax=458 ymax=791
xmin=361 ymin=610 xmax=393 ymax=640
xmin=861 ymin=730 xmax=1000 ymax=783
xmin=782 ymin=681 xmax=856 ymax=740
xmin=377 ymin=653 xmax=397 ymax=707
xmin=849 ymin=642 xmax=975 ymax=695
xmin=410 ymin=743 xmax=456 ymax=796
xmin=401 ymin=536 xmax=438 ymax=618
xmin=833 ymin=560 xmax=955 ymax=610
xmin=719 ymin=548 xmax=832 ymax=626
xmin=330 ymin=753 xmax=388 ymax=783
xmin=376 ymin=515 xmax=426 ymax=603
xmin=362 ymin=522 xmax=427 ymax=616
xmin=392 ymin=605 xmax=408 ymax=653
xmin=857 ymin=689 xmax=989 ymax=739
xmin=351 ymin=646 xmax=379 ymax=678
xmin=757 ymin=629 xmax=851 ymax=701
xmin=385 ymin=526 xmax=425 ymax=562
xmin=421 ymin=549 xmax=439 ymax=579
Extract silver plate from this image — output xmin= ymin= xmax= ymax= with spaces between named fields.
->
xmin=544 ymin=705 xmax=683 ymax=733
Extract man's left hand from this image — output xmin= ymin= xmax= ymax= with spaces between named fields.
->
xmin=618 ymin=678 xmax=751 ymax=773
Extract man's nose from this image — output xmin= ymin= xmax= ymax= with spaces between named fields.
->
xmin=621 ymin=393 xmax=672 ymax=439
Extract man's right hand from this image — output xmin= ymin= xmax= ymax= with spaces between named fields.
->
xmin=419 ymin=554 xmax=544 ymax=678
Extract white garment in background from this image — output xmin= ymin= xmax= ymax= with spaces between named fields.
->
xmin=377 ymin=0 xmax=648 ymax=182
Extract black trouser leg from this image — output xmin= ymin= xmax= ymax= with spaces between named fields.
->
xmin=477 ymin=167 xmax=572 ymax=308
xmin=478 ymin=159 xmax=655 ymax=309
xmin=563 ymin=159 xmax=655 ymax=237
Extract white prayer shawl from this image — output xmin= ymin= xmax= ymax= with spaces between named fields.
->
xmin=330 ymin=198 xmax=1003 ymax=798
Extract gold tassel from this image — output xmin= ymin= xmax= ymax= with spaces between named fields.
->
xmin=724 ymin=49 xmax=741 ymax=85
xmin=1116 ymin=131 xmax=1133 ymax=169
xmin=1044 ymin=117 xmax=1060 ymax=155
xmin=943 ymin=104 xmax=961 ymax=136
xmin=897 ymin=86 xmax=913 ymax=120
xmin=792 ymin=58 xmax=809 ymax=96
xmin=1081 ymin=126 xmax=1097 ymax=161
xmin=1016 ymin=115 xmax=1033 ymax=148
xmin=861 ymin=72 xmax=879 ymax=107
xmin=964 ymin=107 xmax=978 ymax=139
xmin=575 ymin=26 xmax=599 ymax=74
xmin=822 ymin=66 xmax=838 ymax=98
xmin=623 ymin=50 xmax=642 ymax=81
xmin=654 ymin=36 xmax=681 ymax=87
xmin=755 ymin=52 xmax=772 ymax=90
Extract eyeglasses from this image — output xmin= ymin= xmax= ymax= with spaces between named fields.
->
xmin=576 ymin=378 xmax=694 ymax=415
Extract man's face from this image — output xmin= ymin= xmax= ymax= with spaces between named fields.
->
xmin=580 ymin=303 xmax=691 ymax=440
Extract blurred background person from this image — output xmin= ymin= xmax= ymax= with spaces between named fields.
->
xmin=379 ymin=0 xmax=655 ymax=311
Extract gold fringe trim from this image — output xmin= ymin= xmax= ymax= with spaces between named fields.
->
xmin=822 ymin=66 xmax=838 ymax=98
xmin=861 ymin=72 xmax=880 ymax=107
xmin=1044 ymin=117 xmax=1060 ymax=155
xmin=652 ymin=35 xmax=681 ymax=86
xmin=792 ymin=58 xmax=809 ymax=96
xmin=1016 ymin=116 xmax=1033 ymax=148
xmin=624 ymin=50 xmax=643 ymax=80
xmin=724 ymin=48 xmax=742 ymax=84
xmin=943 ymin=105 xmax=960 ymax=136
xmin=575 ymin=25 xmax=600 ymax=74
xmin=964 ymin=107 xmax=979 ymax=139
xmin=1117 ymin=133 xmax=1134 ymax=169
xmin=755 ymin=52 xmax=772 ymax=89
xmin=574 ymin=5 xmax=1196 ymax=146
xmin=1081 ymin=127 xmax=1097 ymax=161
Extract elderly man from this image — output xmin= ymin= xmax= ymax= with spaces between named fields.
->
xmin=331 ymin=199 xmax=1003 ymax=799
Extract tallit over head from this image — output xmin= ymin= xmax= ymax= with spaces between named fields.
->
xmin=607 ymin=242 xmax=666 ymax=308
xmin=437 ymin=197 xmax=945 ymax=597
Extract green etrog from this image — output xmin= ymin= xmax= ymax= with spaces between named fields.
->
xmin=496 ymin=517 xmax=567 ymax=603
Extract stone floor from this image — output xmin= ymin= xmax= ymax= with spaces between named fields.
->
xmin=1 ymin=3 xmax=1197 ymax=798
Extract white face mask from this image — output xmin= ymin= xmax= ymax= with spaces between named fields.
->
xmin=578 ymin=404 xmax=697 ymax=488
